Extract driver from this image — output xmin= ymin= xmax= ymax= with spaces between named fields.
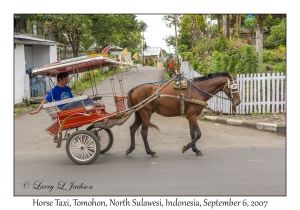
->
xmin=30 ymin=72 xmax=92 ymax=115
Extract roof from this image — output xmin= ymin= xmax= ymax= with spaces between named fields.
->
xmin=29 ymin=54 xmax=135 ymax=76
xmin=144 ymin=47 xmax=162 ymax=57
xmin=14 ymin=33 xmax=56 ymax=46
xmin=139 ymin=51 xmax=151 ymax=56
xmin=101 ymin=46 xmax=123 ymax=53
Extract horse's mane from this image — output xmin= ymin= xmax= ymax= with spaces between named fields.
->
xmin=193 ymin=72 xmax=230 ymax=82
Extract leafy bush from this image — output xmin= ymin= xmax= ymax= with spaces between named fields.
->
xmin=235 ymin=46 xmax=259 ymax=74
xmin=213 ymin=34 xmax=229 ymax=52
xmin=264 ymin=19 xmax=286 ymax=49
xmin=265 ymin=15 xmax=281 ymax=34
xmin=193 ymin=39 xmax=214 ymax=54
xmin=210 ymin=45 xmax=258 ymax=75
xmin=148 ymin=59 xmax=155 ymax=67
xmin=80 ymin=70 xmax=100 ymax=82
xmin=211 ymin=51 xmax=225 ymax=72
xmin=227 ymin=54 xmax=240 ymax=75
xmin=274 ymin=62 xmax=286 ymax=73
xmin=183 ymin=52 xmax=194 ymax=61
xmin=263 ymin=45 xmax=286 ymax=71
xmin=263 ymin=50 xmax=272 ymax=63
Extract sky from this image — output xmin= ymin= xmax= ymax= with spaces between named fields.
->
xmin=136 ymin=15 xmax=175 ymax=54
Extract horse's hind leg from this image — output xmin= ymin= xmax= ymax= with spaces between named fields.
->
xmin=182 ymin=116 xmax=203 ymax=156
xmin=191 ymin=127 xmax=203 ymax=156
xmin=126 ymin=113 xmax=142 ymax=155
xmin=139 ymin=111 xmax=158 ymax=158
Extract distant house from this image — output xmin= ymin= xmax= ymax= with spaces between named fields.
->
xmin=14 ymin=33 xmax=57 ymax=105
xmin=104 ymin=46 xmax=132 ymax=63
xmin=141 ymin=44 xmax=164 ymax=67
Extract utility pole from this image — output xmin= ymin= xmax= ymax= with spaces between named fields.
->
xmin=142 ymin=33 xmax=144 ymax=66
xmin=174 ymin=14 xmax=179 ymax=62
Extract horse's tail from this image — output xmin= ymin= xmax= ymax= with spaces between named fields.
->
xmin=127 ymin=86 xmax=161 ymax=133
xmin=127 ymin=87 xmax=135 ymax=109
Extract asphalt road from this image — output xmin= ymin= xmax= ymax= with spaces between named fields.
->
xmin=14 ymin=66 xmax=286 ymax=196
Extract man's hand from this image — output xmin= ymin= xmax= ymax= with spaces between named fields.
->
xmin=29 ymin=109 xmax=39 ymax=115
xmin=29 ymin=99 xmax=48 ymax=115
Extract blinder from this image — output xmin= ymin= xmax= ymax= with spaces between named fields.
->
xmin=223 ymin=78 xmax=239 ymax=102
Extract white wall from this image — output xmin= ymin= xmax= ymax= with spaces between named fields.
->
xmin=33 ymin=45 xmax=50 ymax=67
xmin=14 ymin=44 xmax=26 ymax=104
xmin=32 ymin=45 xmax=57 ymax=67
xmin=111 ymin=52 xmax=131 ymax=61
xmin=49 ymin=45 xmax=58 ymax=63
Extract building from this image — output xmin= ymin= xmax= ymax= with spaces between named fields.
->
xmin=14 ymin=33 xmax=57 ymax=105
xmin=141 ymin=43 xmax=164 ymax=67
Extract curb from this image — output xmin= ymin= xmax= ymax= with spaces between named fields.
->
xmin=204 ymin=116 xmax=286 ymax=135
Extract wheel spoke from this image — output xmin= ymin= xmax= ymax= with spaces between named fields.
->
xmin=94 ymin=129 xmax=109 ymax=148
xmin=69 ymin=134 xmax=97 ymax=162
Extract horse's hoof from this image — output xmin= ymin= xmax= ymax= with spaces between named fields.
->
xmin=151 ymin=153 xmax=159 ymax=158
xmin=126 ymin=149 xmax=130 ymax=155
xmin=182 ymin=146 xmax=187 ymax=153
xmin=196 ymin=151 xmax=204 ymax=156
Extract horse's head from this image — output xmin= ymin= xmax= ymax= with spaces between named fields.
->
xmin=222 ymin=75 xmax=241 ymax=106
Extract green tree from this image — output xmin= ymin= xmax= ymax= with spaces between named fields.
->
xmin=243 ymin=15 xmax=256 ymax=38
xmin=15 ymin=14 xmax=147 ymax=57
xmin=162 ymin=14 xmax=182 ymax=61
xmin=88 ymin=14 xmax=146 ymax=52
xmin=265 ymin=15 xmax=281 ymax=34
xmin=179 ymin=15 xmax=206 ymax=49
xmin=164 ymin=35 xmax=176 ymax=49
xmin=49 ymin=15 xmax=91 ymax=57
xmin=265 ymin=18 xmax=286 ymax=49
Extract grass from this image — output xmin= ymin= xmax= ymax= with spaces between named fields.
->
xmin=14 ymin=104 xmax=39 ymax=117
xmin=263 ymin=111 xmax=272 ymax=115
xmin=70 ymin=67 xmax=124 ymax=92
xmin=14 ymin=107 xmax=28 ymax=115
xmin=252 ymin=110 xmax=261 ymax=116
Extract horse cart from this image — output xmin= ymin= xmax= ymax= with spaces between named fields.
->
xmin=30 ymin=54 xmax=178 ymax=165
xmin=30 ymin=51 xmax=241 ymax=165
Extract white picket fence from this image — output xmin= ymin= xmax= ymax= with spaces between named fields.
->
xmin=180 ymin=61 xmax=286 ymax=114
xmin=236 ymin=73 xmax=286 ymax=114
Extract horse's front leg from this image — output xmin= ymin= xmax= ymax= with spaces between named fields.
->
xmin=182 ymin=116 xmax=203 ymax=156
xmin=126 ymin=113 xmax=142 ymax=155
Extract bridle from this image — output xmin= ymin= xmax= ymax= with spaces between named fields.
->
xmin=181 ymin=75 xmax=240 ymax=104
xmin=223 ymin=77 xmax=239 ymax=104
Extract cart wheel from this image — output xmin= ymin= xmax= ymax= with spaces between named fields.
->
xmin=66 ymin=130 xmax=100 ymax=165
xmin=86 ymin=125 xmax=114 ymax=154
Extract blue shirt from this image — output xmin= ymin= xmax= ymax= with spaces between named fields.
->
xmin=45 ymin=86 xmax=73 ymax=109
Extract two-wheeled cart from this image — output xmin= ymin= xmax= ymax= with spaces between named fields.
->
xmin=30 ymin=54 xmax=178 ymax=165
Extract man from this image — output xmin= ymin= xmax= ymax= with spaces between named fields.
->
xmin=30 ymin=72 xmax=92 ymax=115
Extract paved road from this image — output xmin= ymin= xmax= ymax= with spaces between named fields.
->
xmin=14 ymin=67 xmax=285 ymax=196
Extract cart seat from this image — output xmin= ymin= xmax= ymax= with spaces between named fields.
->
xmin=43 ymin=95 xmax=89 ymax=118
xmin=43 ymin=95 xmax=89 ymax=109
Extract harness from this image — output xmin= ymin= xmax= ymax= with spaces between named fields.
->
xmin=166 ymin=73 xmax=239 ymax=115
xmin=134 ymin=73 xmax=239 ymax=116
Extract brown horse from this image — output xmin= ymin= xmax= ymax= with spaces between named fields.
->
xmin=126 ymin=72 xmax=241 ymax=157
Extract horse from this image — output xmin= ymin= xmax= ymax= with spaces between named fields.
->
xmin=126 ymin=72 xmax=241 ymax=157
